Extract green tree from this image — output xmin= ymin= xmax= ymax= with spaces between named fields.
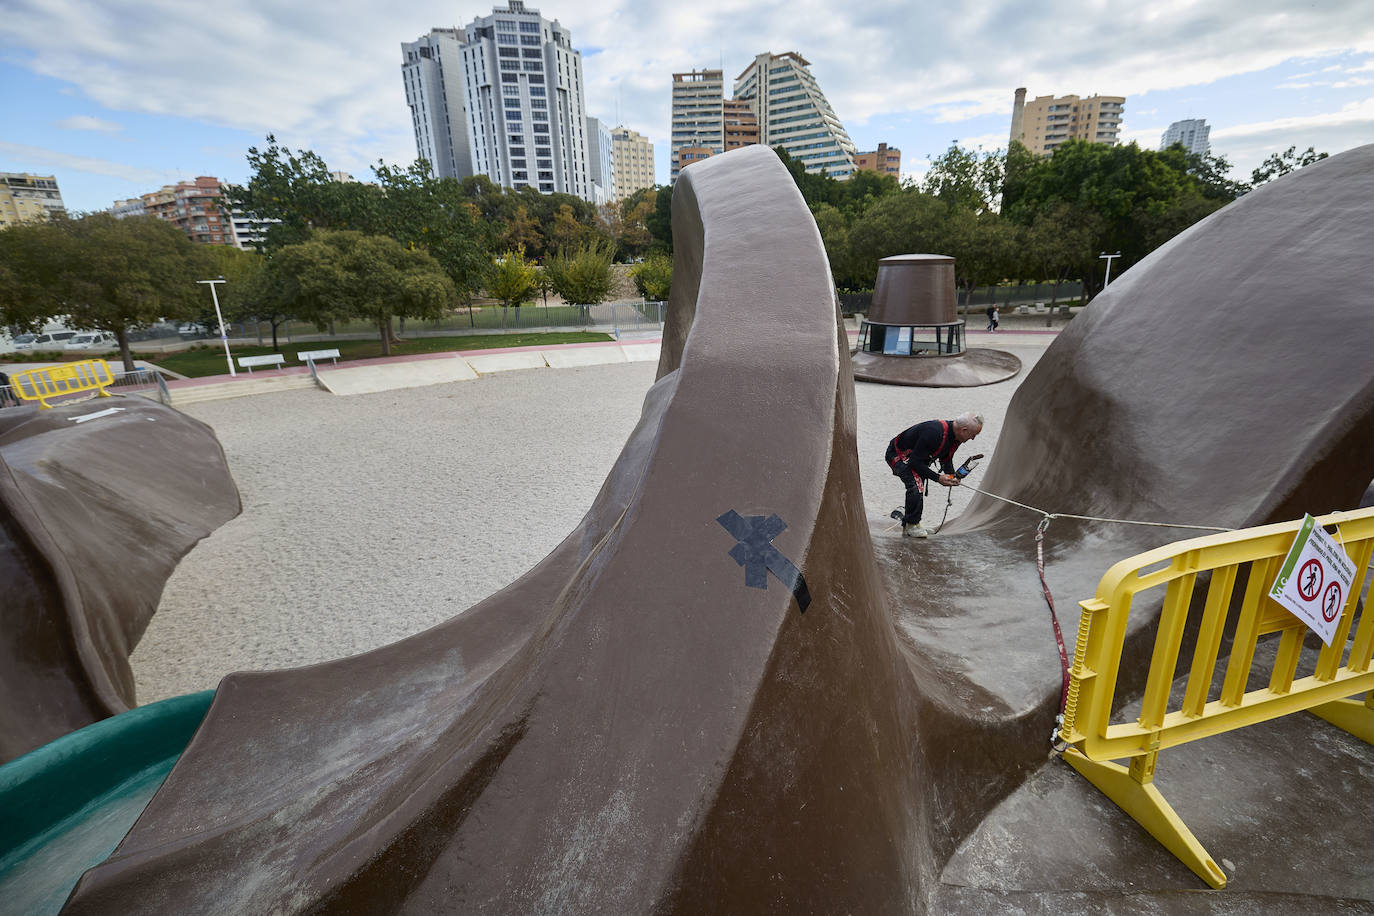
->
xmin=545 ymin=239 xmax=616 ymax=316
xmin=646 ymin=186 xmax=673 ymax=253
xmin=1250 ymin=145 xmax=1329 ymax=187
xmin=370 ymin=161 xmax=491 ymax=309
xmin=222 ymin=135 xmax=382 ymax=249
xmin=272 ymin=230 xmax=456 ymax=356
xmin=846 ymin=189 xmax=949 ymax=286
xmin=1022 ymin=202 xmax=1103 ymax=307
xmin=616 ymin=189 xmax=656 ymax=258
xmin=629 ymin=252 xmax=672 ymax=301
xmin=0 ymin=213 xmax=205 ymax=371
xmin=488 ymin=246 xmax=538 ymax=329
xmin=923 ymin=144 xmax=1005 ymax=214
xmin=203 ymin=246 xmax=294 ymax=349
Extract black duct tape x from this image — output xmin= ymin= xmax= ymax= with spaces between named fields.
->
xmin=716 ymin=509 xmax=812 ymax=613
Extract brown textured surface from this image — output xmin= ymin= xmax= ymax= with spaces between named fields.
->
xmin=851 ymin=347 xmax=1021 ymax=387
xmin=869 ymin=254 xmax=956 ymax=324
xmin=63 ymin=143 xmax=1374 ymax=913
xmin=0 ymin=398 xmax=240 ymax=762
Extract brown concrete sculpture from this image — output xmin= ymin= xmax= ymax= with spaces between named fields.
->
xmin=852 ymin=253 xmax=1020 ymax=386
xmin=0 ymin=398 xmax=240 ymax=762
xmin=62 ymin=143 xmax=1374 ymax=913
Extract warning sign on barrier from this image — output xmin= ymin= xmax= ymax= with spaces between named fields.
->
xmin=1269 ymin=514 xmax=1357 ymax=645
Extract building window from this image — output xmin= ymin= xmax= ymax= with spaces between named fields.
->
xmin=506 ymin=109 xmax=522 ymax=120
xmin=533 ymin=123 xmax=549 ymax=133
xmin=501 ymin=73 xmax=518 ymax=83
xmin=520 ymin=34 xmax=540 ymax=45
xmin=496 ymin=19 xmax=517 ymax=32
xmin=499 ymin=47 xmax=518 ymax=57
xmin=529 ymin=86 xmax=546 ymax=97
xmin=500 ymin=59 xmax=519 ymax=71
xmin=519 ymin=20 xmax=539 ymax=32
xmin=510 ymin=145 xmax=526 ymax=156
xmin=528 ymin=74 xmax=543 ymax=84
xmin=523 ymin=61 xmax=542 ymax=71
xmin=502 ymin=84 xmax=519 ymax=97
xmin=540 ymin=183 xmax=553 ymax=192
xmin=513 ymin=171 xmax=528 ymax=180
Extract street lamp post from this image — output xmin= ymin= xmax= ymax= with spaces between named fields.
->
xmin=196 ymin=277 xmax=235 ymax=377
xmin=1099 ymin=251 xmax=1122 ymax=289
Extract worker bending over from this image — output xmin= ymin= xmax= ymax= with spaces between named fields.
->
xmin=885 ymin=412 xmax=983 ymax=538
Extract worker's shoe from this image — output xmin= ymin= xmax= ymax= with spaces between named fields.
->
xmin=903 ymin=524 xmax=930 ymax=539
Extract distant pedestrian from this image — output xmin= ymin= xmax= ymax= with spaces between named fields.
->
xmin=991 ymin=306 xmax=1000 ymax=331
xmin=985 ymin=306 xmax=995 ymax=331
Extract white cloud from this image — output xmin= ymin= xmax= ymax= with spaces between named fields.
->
xmin=55 ymin=115 xmax=124 ymax=133
xmin=1211 ymin=97 xmax=1374 ymax=177
xmin=1 ymin=0 xmax=1372 ymax=188
xmin=0 ymin=141 xmax=185 ymax=184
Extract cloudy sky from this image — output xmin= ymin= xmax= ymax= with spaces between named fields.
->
xmin=3 ymin=0 xmax=1372 ymax=213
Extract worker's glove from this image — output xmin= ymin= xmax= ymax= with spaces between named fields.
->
xmin=938 ymin=474 xmax=959 ymax=487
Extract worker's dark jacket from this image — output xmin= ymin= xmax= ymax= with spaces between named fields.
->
xmin=886 ymin=419 xmax=959 ymax=482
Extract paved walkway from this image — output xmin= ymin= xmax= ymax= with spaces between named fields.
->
xmin=2 ymin=318 xmax=1069 ymax=403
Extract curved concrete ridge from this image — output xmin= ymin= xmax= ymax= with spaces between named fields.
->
xmin=62 ymin=145 xmax=925 ymax=913
xmin=0 ymin=398 xmax=240 ymax=763
xmin=57 ymin=143 xmax=1374 ymax=913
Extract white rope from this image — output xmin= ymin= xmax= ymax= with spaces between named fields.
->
xmin=959 ymin=483 xmax=1234 ymax=533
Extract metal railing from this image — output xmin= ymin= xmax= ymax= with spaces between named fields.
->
xmin=1059 ymin=506 xmax=1374 ymax=888
xmin=1 ymin=365 xmax=170 ymax=410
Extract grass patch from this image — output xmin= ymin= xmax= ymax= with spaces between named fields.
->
xmin=140 ymin=331 xmax=615 ymax=379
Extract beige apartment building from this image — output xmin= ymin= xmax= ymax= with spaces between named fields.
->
xmin=671 ymin=68 xmax=725 ymax=181
xmin=855 ymin=143 xmax=901 ymax=177
xmin=611 ymin=127 xmax=655 ymax=201
xmin=1010 ymin=88 xmax=1125 ymax=156
xmin=0 ymin=173 xmax=65 ymax=229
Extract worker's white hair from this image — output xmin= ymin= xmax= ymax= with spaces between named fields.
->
xmin=954 ymin=412 xmax=984 ymax=430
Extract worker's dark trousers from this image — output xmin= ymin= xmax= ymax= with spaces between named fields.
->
xmin=891 ymin=461 xmax=924 ymax=524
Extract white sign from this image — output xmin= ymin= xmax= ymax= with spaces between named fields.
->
xmin=1269 ymin=514 xmax=1357 ymax=646
xmin=69 ymin=407 xmax=125 ymax=424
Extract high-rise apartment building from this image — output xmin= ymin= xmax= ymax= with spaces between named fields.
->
xmin=855 ymin=143 xmax=901 ymax=177
xmin=122 ymin=177 xmax=231 ymax=245
xmin=1010 ymin=88 xmax=1125 ymax=156
xmin=0 ymin=173 xmax=65 ymax=229
xmin=402 ymin=29 xmax=473 ymax=179
xmin=723 ymin=99 xmax=759 ymax=152
xmin=585 ymin=116 xmax=614 ymax=205
xmin=670 ymin=69 xmax=724 ymax=181
xmin=611 ymin=127 xmax=655 ymax=201
xmin=402 ymin=2 xmax=592 ymax=200
xmin=1160 ymin=118 xmax=1210 ymax=156
xmin=734 ymin=52 xmax=857 ymax=179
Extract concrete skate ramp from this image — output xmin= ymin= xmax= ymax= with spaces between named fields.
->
xmin=62 ymin=145 xmax=1374 ymax=913
xmin=0 ymin=399 xmax=240 ymax=762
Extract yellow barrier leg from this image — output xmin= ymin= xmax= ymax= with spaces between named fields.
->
xmin=1062 ymin=748 xmax=1227 ymax=889
xmin=1308 ymin=693 xmax=1374 ymax=746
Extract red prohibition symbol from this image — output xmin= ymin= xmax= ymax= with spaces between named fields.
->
xmin=1322 ymin=582 xmax=1343 ymax=622
xmin=1297 ymin=558 xmax=1324 ymax=601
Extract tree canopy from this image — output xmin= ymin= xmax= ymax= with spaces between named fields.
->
xmin=0 ymin=213 xmax=206 ymax=370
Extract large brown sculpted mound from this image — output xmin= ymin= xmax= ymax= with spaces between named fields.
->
xmin=63 ymin=144 xmax=1374 ymax=913
xmin=0 ymin=397 xmax=240 ymax=762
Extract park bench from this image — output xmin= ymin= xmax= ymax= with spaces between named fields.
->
xmin=237 ymin=354 xmax=286 ymax=373
xmin=297 ymin=348 xmax=340 ymax=369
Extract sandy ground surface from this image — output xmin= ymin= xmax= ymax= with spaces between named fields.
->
xmin=133 ymin=342 xmax=1048 ymax=702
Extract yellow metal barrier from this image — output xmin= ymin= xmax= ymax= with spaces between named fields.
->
xmin=1058 ymin=506 xmax=1374 ymax=889
xmin=10 ymin=359 xmax=116 ymax=408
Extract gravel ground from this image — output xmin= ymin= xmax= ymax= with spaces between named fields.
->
xmin=132 ymin=343 xmax=1047 ymax=702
